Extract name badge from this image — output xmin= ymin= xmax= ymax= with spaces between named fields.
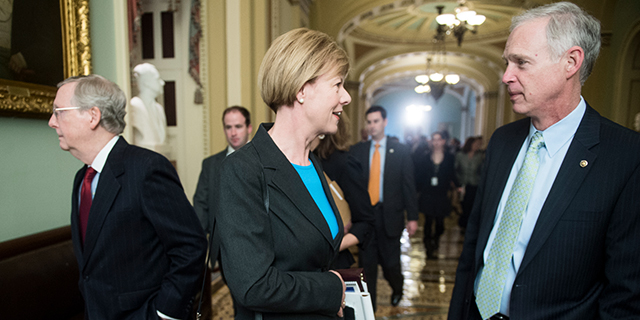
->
xmin=431 ymin=177 xmax=438 ymax=186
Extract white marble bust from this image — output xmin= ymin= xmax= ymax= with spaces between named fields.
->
xmin=131 ymin=63 xmax=166 ymax=150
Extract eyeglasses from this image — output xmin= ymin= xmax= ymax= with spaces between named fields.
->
xmin=52 ymin=106 xmax=81 ymax=117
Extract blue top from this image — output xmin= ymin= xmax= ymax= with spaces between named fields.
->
xmin=292 ymin=161 xmax=339 ymax=239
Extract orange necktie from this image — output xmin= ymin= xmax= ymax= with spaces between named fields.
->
xmin=368 ymin=143 xmax=381 ymax=205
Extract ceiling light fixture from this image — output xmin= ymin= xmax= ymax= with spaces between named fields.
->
xmin=435 ymin=0 xmax=485 ymax=47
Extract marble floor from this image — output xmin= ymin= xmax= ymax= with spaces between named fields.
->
xmin=208 ymin=215 xmax=464 ymax=320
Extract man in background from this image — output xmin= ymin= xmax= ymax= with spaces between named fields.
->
xmin=449 ymin=2 xmax=640 ymax=319
xmin=350 ymin=105 xmax=418 ymax=310
xmin=194 ymin=105 xmax=252 ymax=236
xmin=193 ymin=105 xmax=252 ymax=317
xmin=49 ymin=74 xmax=207 ymax=320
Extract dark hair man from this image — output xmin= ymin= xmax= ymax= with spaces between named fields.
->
xmin=349 ymin=105 xmax=419 ymax=310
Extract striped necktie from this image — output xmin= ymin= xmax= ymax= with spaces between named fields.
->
xmin=79 ymin=167 xmax=97 ymax=245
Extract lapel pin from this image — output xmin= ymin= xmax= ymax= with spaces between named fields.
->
xmin=389 ymin=149 xmax=394 ymax=153
xmin=580 ymin=160 xmax=588 ymax=168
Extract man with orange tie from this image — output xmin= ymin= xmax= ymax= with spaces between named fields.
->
xmin=350 ymin=105 xmax=419 ymax=310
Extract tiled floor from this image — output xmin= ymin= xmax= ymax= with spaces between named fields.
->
xmin=209 ymin=215 xmax=464 ymax=320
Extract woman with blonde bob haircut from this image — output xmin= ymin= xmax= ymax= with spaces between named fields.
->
xmin=216 ymin=28 xmax=352 ymax=319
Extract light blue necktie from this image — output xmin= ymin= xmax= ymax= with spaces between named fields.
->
xmin=476 ymin=131 xmax=545 ymax=319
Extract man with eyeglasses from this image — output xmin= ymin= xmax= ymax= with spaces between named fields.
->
xmin=49 ymin=75 xmax=207 ymax=320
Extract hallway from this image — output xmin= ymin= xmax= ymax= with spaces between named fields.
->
xmin=208 ymin=215 xmax=464 ymax=319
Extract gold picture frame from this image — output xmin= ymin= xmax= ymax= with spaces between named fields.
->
xmin=0 ymin=0 xmax=92 ymax=120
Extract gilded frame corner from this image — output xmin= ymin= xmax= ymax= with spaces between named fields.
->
xmin=0 ymin=0 xmax=92 ymax=120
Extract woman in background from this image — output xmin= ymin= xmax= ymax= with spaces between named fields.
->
xmin=454 ymin=136 xmax=484 ymax=234
xmin=313 ymin=113 xmax=375 ymax=269
xmin=216 ymin=28 xmax=350 ymax=319
xmin=415 ymin=131 xmax=458 ymax=259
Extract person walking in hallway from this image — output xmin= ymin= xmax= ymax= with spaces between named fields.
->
xmin=449 ymin=2 xmax=640 ymax=319
xmin=455 ymin=136 xmax=484 ymax=234
xmin=194 ymin=106 xmax=253 ymax=238
xmin=48 ymin=75 xmax=207 ymax=320
xmin=215 ymin=28 xmax=351 ymax=319
xmin=414 ymin=131 xmax=458 ymax=259
xmin=350 ymin=105 xmax=419 ymax=310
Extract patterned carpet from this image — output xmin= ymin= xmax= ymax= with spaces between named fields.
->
xmin=208 ymin=215 xmax=464 ymax=320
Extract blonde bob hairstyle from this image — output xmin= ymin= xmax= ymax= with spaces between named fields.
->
xmin=258 ymin=28 xmax=350 ymax=112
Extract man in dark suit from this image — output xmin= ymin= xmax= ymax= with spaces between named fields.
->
xmin=449 ymin=3 xmax=640 ymax=320
xmin=194 ymin=105 xmax=252 ymax=235
xmin=350 ymin=105 xmax=418 ymax=309
xmin=48 ymin=75 xmax=207 ymax=320
xmin=193 ymin=106 xmax=252 ymax=316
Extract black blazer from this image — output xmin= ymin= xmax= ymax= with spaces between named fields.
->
xmin=350 ymin=137 xmax=419 ymax=237
xmin=449 ymin=105 xmax=640 ymax=319
xmin=70 ymin=137 xmax=207 ymax=320
xmin=318 ymin=150 xmax=375 ymax=268
xmin=193 ymin=148 xmax=226 ymax=233
xmin=215 ymin=124 xmax=345 ymax=319
xmin=414 ymin=152 xmax=458 ymax=217
xmin=193 ymin=148 xmax=226 ymax=261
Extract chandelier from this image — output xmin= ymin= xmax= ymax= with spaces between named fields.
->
xmin=435 ymin=1 xmax=486 ymax=46
xmin=414 ymin=38 xmax=459 ymax=94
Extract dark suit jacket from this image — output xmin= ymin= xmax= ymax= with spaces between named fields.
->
xmin=449 ymin=105 xmax=640 ymax=320
xmin=350 ymin=137 xmax=419 ymax=238
xmin=318 ymin=150 xmax=375 ymax=268
xmin=193 ymin=148 xmax=226 ymax=233
xmin=193 ymin=148 xmax=226 ymax=264
xmin=71 ymin=137 xmax=207 ymax=320
xmin=215 ymin=124 xmax=345 ymax=319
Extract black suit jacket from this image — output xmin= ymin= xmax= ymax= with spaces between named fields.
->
xmin=193 ymin=148 xmax=227 ymax=233
xmin=318 ymin=150 xmax=375 ymax=268
xmin=350 ymin=137 xmax=419 ymax=237
xmin=215 ymin=124 xmax=345 ymax=319
xmin=449 ymin=105 xmax=640 ymax=319
xmin=71 ymin=137 xmax=207 ymax=320
xmin=193 ymin=148 xmax=226 ymax=263
xmin=414 ymin=152 xmax=458 ymax=217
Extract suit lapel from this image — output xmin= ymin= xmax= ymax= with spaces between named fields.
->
xmin=475 ymin=121 xmax=529 ymax=269
xmin=71 ymin=168 xmax=85 ymax=263
xmin=383 ymin=138 xmax=395 ymax=196
xmin=81 ymin=138 xmax=125 ymax=268
xmin=518 ymin=105 xmax=600 ymax=273
xmin=359 ymin=140 xmax=372 ymax=184
xmin=254 ymin=124 xmax=342 ymax=250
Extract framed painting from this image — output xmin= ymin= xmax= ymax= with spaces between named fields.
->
xmin=0 ymin=0 xmax=92 ymax=120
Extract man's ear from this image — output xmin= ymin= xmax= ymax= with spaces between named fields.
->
xmin=248 ymin=124 xmax=253 ymax=135
xmin=565 ymin=46 xmax=584 ymax=80
xmin=88 ymin=107 xmax=101 ymax=130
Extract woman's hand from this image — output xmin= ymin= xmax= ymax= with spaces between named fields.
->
xmin=329 ymin=270 xmax=346 ymax=317
xmin=339 ymin=233 xmax=359 ymax=251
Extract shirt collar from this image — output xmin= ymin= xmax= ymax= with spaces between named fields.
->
xmin=226 ymin=145 xmax=236 ymax=156
xmin=531 ymin=96 xmax=586 ymax=157
xmin=371 ymin=135 xmax=387 ymax=149
xmin=90 ymin=136 xmax=120 ymax=173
